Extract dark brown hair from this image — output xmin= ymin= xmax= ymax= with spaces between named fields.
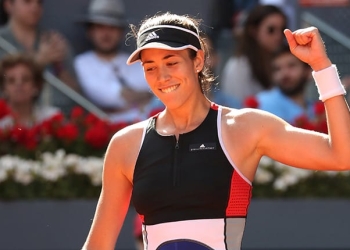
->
xmin=235 ymin=4 xmax=287 ymax=89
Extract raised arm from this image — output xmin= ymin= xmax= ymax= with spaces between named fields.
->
xmin=258 ymin=27 xmax=350 ymax=171
xmin=82 ymin=129 xmax=137 ymax=250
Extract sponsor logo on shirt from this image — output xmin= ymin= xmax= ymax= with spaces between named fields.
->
xmin=189 ymin=143 xmax=216 ymax=151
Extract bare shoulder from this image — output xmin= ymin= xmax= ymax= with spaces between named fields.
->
xmin=220 ymin=106 xmax=289 ymax=148
xmin=218 ymin=107 xmax=290 ymax=180
xmin=221 ymin=106 xmax=281 ymax=129
xmin=109 ymin=119 xmax=148 ymax=149
xmin=104 ymin=119 xmax=149 ymax=182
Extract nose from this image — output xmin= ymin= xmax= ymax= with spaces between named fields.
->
xmin=157 ymin=65 xmax=171 ymax=83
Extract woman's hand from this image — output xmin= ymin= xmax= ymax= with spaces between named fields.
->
xmin=284 ymin=27 xmax=332 ymax=71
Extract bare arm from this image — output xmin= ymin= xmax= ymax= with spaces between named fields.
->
xmin=82 ymin=126 xmax=140 ymax=249
xmin=258 ymin=27 xmax=350 ymax=171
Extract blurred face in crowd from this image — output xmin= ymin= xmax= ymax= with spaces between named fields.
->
xmin=272 ymin=52 xmax=310 ymax=97
xmin=3 ymin=64 xmax=39 ymax=105
xmin=5 ymin=0 xmax=43 ymax=27
xmin=256 ymin=13 xmax=286 ymax=53
xmin=88 ymin=23 xmax=124 ymax=55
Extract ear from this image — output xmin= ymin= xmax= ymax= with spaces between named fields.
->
xmin=194 ymin=50 xmax=205 ymax=72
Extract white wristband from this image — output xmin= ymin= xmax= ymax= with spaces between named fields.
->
xmin=312 ymin=64 xmax=346 ymax=102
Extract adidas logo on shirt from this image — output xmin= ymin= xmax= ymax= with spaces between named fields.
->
xmin=189 ymin=143 xmax=216 ymax=151
xmin=145 ymin=31 xmax=159 ymax=41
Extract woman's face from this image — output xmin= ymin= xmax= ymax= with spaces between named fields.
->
xmin=140 ymin=48 xmax=203 ymax=108
xmin=255 ymin=13 xmax=286 ymax=53
xmin=3 ymin=64 xmax=38 ymax=105
xmin=5 ymin=0 xmax=43 ymax=27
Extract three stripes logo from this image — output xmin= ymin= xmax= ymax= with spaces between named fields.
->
xmin=145 ymin=31 xmax=159 ymax=42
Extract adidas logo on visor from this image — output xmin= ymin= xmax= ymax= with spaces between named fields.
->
xmin=145 ymin=31 xmax=159 ymax=42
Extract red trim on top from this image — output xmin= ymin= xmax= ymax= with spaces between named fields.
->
xmin=226 ymin=171 xmax=252 ymax=217
xmin=139 ymin=214 xmax=145 ymax=223
xmin=211 ymin=102 xmax=219 ymax=110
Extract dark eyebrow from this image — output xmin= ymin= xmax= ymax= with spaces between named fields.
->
xmin=142 ymin=54 xmax=177 ymax=65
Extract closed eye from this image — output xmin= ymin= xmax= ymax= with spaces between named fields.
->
xmin=167 ymin=62 xmax=178 ymax=66
xmin=145 ymin=66 xmax=156 ymax=72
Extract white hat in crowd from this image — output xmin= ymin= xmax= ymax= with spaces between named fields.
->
xmin=80 ymin=0 xmax=127 ymax=27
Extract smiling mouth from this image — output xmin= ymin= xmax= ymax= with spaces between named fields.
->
xmin=160 ymin=84 xmax=179 ymax=93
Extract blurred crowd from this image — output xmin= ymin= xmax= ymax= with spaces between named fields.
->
xmin=1 ymin=0 xmax=349 ymax=133
xmin=0 ymin=0 xmax=349 ymax=248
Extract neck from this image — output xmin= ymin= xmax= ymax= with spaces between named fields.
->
xmin=159 ymin=95 xmax=211 ymax=137
xmin=9 ymin=20 xmax=37 ymax=50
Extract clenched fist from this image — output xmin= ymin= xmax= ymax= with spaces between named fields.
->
xmin=284 ymin=27 xmax=332 ymax=71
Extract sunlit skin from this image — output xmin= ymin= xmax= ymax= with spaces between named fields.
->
xmin=140 ymin=48 xmax=210 ymax=136
xmin=81 ymin=27 xmax=350 ymax=250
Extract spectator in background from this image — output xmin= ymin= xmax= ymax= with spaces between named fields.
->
xmin=208 ymin=0 xmax=259 ymax=76
xmin=220 ymin=4 xmax=287 ymax=104
xmin=204 ymin=35 xmax=241 ymax=108
xmin=255 ymin=44 xmax=316 ymax=124
xmin=0 ymin=0 xmax=80 ymax=114
xmin=74 ymin=0 xmax=153 ymax=123
xmin=0 ymin=53 xmax=62 ymax=128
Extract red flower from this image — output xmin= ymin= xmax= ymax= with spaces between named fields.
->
xmin=293 ymin=115 xmax=316 ymax=131
xmin=85 ymin=123 xmax=110 ymax=149
xmin=0 ymin=99 xmax=11 ymax=119
xmin=314 ymin=101 xmax=325 ymax=115
xmin=39 ymin=113 xmax=65 ymax=136
xmin=55 ymin=123 xmax=79 ymax=142
xmin=49 ymin=113 xmax=65 ymax=124
xmin=9 ymin=126 xmax=28 ymax=144
xmin=22 ymin=126 xmax=39 ymax=150
xmin=84 ymin=113 xmax=100 ymax=127
xmin=110 ymin=121 xmax=129 ymax=133
xmin=315 ymin=119 xmax=328 ymax=134
xmin=244 ymin=96 xmax=259 ymax=108
xmin=41 ymin=119 xmax=55 ymax=136
xmin=70 ymin=106 xmax=85 ymax=120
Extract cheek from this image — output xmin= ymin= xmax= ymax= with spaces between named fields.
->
xmin=256 ymin=31 xmax=270 ymax=48
xmin=144 ymin=73 xmax=156 ymax=87
xmin=272 ymin=72 xmax=281 ymax=83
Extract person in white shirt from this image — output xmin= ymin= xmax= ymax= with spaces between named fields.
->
xmin=74 ymin=0 xmax=153 ymax=123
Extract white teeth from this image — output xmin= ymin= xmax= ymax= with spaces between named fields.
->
xmin=161 ymin=85 xmax=178 ymax=93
